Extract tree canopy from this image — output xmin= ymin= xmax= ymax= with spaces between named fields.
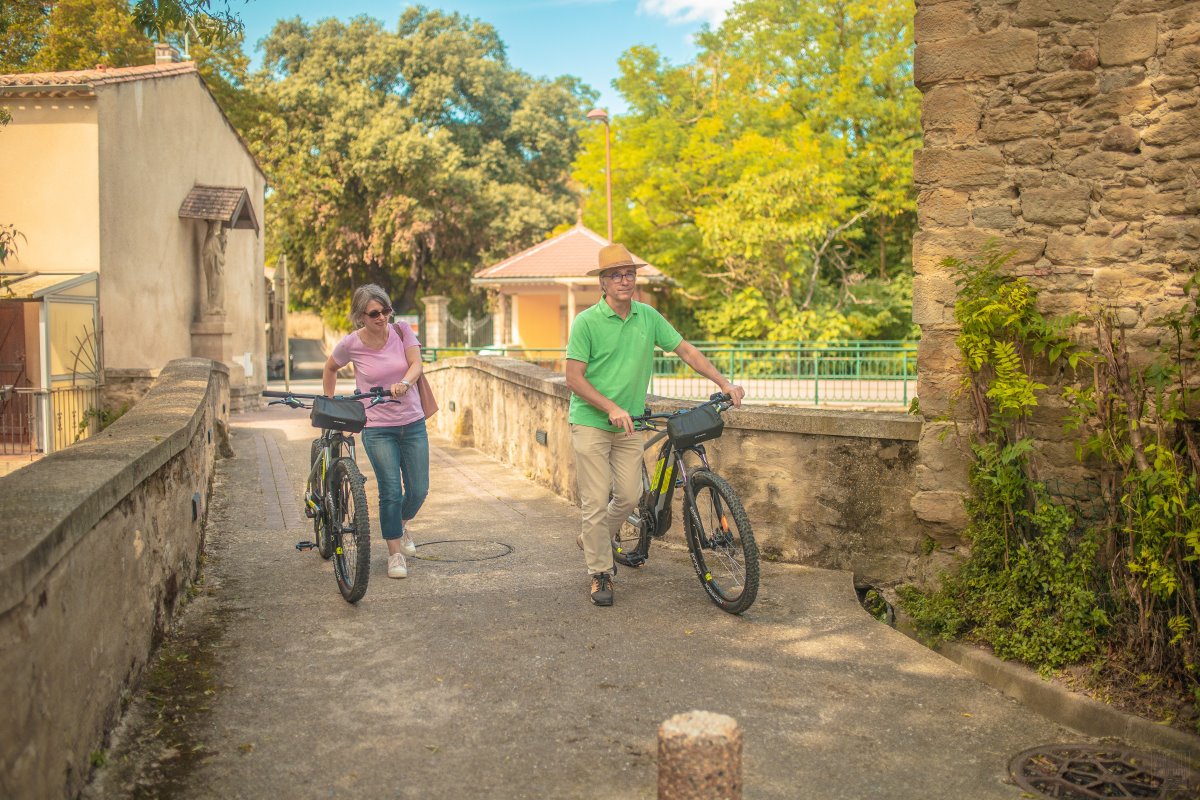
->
xmin=574 ymin=0 xmax=921 ymax=341
xmin=255 ymin=9 xmax=594 ymax=318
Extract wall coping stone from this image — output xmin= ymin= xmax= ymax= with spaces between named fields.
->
xmin=0 ymin=358 xmax=228 ymax=617
xmin=425 ymin=356 xmax=921 ymax=442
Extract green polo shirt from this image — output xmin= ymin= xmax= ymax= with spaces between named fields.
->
xmin=566 ymin=299 xmax=683 ymax=430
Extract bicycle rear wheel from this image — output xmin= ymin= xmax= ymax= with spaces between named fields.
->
xmin=683 ymin=469 xmax=759 ymax=614
xmin=329 ymin=457 xmax=371 ymax=603
xmin=614 ymin=464 xmax=651 ymax=567
xmin=310 ymin=438 xmax=333 ymax=559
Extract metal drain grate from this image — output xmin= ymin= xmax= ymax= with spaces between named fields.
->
xmin=1009 ymin=744 xmax=1200 ymax=799
xmin=409 ymin=538 xmax=514 ymax=562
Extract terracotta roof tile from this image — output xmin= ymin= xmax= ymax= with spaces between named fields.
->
xmin=0 ymin=61 xmax=197 ymax=91
xmin=474 ymin=225 xmax=664 ymax=281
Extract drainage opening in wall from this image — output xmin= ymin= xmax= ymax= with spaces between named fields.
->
xmin=1009 ymin=744 xmax=1200 ymax=799
xmin=855 ymin=581 xmax=895 ymax=627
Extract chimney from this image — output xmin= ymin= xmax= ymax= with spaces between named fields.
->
xmin=154 ymin=43 xmax=180 ymax=64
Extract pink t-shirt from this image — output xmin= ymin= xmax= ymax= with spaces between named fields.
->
xmin=330 ymin=323 xmax=425 ymax=427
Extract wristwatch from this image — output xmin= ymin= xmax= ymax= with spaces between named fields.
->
xmin=400 ymin=379 xmax=412 ymax=389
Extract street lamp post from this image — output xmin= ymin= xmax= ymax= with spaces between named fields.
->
xmin=586 ymin=108 xmax=613 ymax=242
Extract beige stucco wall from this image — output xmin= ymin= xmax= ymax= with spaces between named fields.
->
xmin=0 ymin=101 xmax=100 ymax=271
xmin=96 ymin=73 xmax=266 ymax=394
xmin=513 ymin=292 xmax=563 ymax=348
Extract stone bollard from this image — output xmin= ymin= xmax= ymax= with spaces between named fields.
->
xmin=657 ymin=710 xmax=742 ymax=800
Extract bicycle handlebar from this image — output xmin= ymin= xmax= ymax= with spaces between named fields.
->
xmin=262 ymin=386 xmax=397 ymax=409
xmin=631 ymin=392 xmax=733 ymax=430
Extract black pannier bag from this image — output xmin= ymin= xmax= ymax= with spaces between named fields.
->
xmin=310 ymin=397 xmax=367 ymax=433
xmin=666 ymin=404 xmax=724 ymax=448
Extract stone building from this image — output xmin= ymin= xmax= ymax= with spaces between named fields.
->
xmin=910 ymin=1 xmax=1200 ymax=548
xmin=0 ymin=49 xmax=267 ymax=440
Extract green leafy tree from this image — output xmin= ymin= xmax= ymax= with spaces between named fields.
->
xmin=256 ymin=10 xmax=594 ymax=318
xmin=575 ymin=0 xmax=920 ymax=340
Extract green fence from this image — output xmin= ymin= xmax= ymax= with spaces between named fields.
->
xmin=424 ymin=340 xmax=918 ymax=407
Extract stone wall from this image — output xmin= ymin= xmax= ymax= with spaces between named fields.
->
xmin=911 ymin=0 xmax=1200 ymax=541
xmin=423 ymin=357 xmax=924 ymax=585
xmin=0 ymin=359 xmax=228 ymax=800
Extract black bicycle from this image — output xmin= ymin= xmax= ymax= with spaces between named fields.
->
xmin=262 ymin=388 xmax=397 ymax=603
xmin=616 ymin=393 xmax=760 ymax=614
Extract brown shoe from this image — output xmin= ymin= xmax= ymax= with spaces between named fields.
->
xmin=589 ymin=573 xmax=614 ymax=606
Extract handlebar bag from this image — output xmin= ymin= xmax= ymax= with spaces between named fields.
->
xmin=310 ymin=397 xmax=367 ymax=433
xmin=666 ymin=404 xmax=724 ymax=448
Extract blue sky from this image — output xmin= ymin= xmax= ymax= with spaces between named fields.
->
xmin=235 ymin=1 xmax=737 ymax=113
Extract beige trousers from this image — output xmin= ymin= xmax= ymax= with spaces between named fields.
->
xmin=571 ymin=424 xmax=645 ymax=575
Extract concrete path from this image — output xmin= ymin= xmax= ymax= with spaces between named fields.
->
xmin=89 ymin=405 xmax=1082 ymax=799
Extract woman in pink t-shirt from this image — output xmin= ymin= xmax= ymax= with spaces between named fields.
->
xmin=322 ymin=284 xmax=429 ymax=580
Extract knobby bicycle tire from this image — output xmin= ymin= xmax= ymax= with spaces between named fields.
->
xmin=614 ymin=464 xmax=652 ymax=567
xmin=683 ymin=469 xmax=759 ymax=614
xmin=310 ymin=438 xmax=333 ymax=559
xmin=329 ymin=457 xmax=371 ymax=603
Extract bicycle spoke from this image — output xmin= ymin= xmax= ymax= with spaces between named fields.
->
xmin=685 ymin=470 xmax=759 ymax=614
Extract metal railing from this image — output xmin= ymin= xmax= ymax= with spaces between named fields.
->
xmin=0 ymin=384 xmax=104 ymax=456
xmin=423 ymin=341 xmax=917 ymax=407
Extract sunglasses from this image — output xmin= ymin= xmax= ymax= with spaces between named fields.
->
xmin=365 ymin=307 xmax=393 ymax=319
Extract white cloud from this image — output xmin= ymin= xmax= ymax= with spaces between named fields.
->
xmin=638 ymin=0 xmax=738 ymax=26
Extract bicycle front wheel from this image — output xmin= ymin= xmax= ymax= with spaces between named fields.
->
xmin=329 ymin=457 xmax=371 ymax=603
xmin=310 ymin=438 xmax=333 ymax=560
xmin=683 ymin=470 xmax=759 ymax=614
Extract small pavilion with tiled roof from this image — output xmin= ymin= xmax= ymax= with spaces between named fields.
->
xmin=471 ymin=224 xmax=671 ymax=350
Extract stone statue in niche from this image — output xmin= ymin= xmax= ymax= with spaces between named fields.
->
xmin=201 ymin=220 xmax=227 ymax=316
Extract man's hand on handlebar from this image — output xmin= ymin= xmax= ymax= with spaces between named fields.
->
xmin=608 ymin=406 xmax=634 ymax=435
xmin=720 ymin=382 xmax=746 ymax=408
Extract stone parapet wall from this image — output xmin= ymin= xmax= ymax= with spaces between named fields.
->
xmin=912 ymin=0 xmax=1200 ymax=536
xmin=423 ymin=357 xmax=924 ymax=585
xmin=0 ymin=359 xmax=229 ymax=800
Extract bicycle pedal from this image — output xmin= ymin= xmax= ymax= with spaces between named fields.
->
xmin=304 ymin=507 xmax=317 ymax=519
xmin=295 ymin=541 xmax=317 ymax=551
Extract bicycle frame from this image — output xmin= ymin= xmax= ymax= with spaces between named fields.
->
xmin=305 ymin=428 xmax=358 ymax=517
xmin=638 ymin=428 xmax=714 ymax=540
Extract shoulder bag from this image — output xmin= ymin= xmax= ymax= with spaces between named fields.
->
xmin=393 ymin=322 xmax=439 ymax=419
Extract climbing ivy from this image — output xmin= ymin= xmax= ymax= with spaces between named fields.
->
xmin=901 ymin=244 xmax=1106 ymax=670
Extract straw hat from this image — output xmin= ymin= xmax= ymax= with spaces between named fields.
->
xmin=586 ymin=242 xmax=648 ymax=276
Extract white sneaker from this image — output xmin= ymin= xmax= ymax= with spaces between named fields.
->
xmin=399 ymin=532 xmax=417 ymax=557
xmin=387 ymin=552 xmax=408 ymax=579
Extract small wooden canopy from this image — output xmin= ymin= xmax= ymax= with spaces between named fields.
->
xmin=178 ymin=185 xmax=259 ymax=233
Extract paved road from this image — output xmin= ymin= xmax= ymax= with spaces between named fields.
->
xmin=87 ymin=405 xmax=1080 ymax=799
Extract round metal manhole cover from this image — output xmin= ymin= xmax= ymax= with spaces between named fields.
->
xmin=410 ymin=539 xmax=513 ymax=562
xmin=1009 ymin=744 xmax=1200 ymax=799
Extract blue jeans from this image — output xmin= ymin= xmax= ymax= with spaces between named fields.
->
xmin=360 ymin=419 xmax=430 ymax=540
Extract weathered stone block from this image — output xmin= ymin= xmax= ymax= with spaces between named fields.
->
xmin=1021 ymin=186 xmax=1092 ymax=225
xmin=1099 ymin=187 xmax=1189 ymax=219
xmin=910 ymin=489 xmax=969 ymax=528
xmin=1146 ymin=219 xmax=1200 ymax=248
xmin=914 ymin=29 xmax=1038 ymax=89
xmin=972 ymin=204 xmax=1018 ymax=229
xmin=1023 ymin=70 xmax=1100 ymax=101
xmin=1070 ymin=48 xmax=1099 ymax=70
xmin=912 ymin=272 xmax=958 ymax=325
xmin=922 ymin=86 xmax=982 ymax=142
xmin=1093 ymin=266 xmax=1153 ymax=299
xmin=914 ymin=229 xmax=1047 ymax=269
xmin=1015 ymin=0 xmax=1117 ymax=26
xmin=1143 ymin=109 xmax=1200 ymax=145
xmin=913 ymin=146 xmax=1007 ymax=188
xmin=981 ymin=105 xmax=1058 ymax=142
xmin=1064 ymin=149 xmax=1146 ymax=178
xmin=1006 ymin=139 xmax=1054 ymax=164
xmin=1099 ymin=15 xmax=1160 ymax=65
xmin=914 ymin=1 xmax=973 ymax=42
xmin=1100 ymin=124 xmax=1141 ymax=152
xmin=1045 ymin=233 xmax=1142 ymax=264
xmin=1077 ymin=85 xmax=1156 ymax=122
xmin=917 ymin=188 xmax=971 ymax=227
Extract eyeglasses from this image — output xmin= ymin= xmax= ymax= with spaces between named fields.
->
xmin=603 ymin=270 xmax=638 ymax=283
xmin=365 ymin=307 xmax=393 ymax=319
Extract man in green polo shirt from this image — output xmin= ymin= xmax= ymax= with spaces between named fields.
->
xmin=565 ymin=243 xmax=745 ymax=606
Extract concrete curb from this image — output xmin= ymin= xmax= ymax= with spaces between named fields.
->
xmin=934 ymin=639 xmax=1200 ymax=768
